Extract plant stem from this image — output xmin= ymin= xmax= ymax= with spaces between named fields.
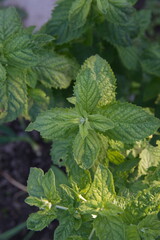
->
xmin=1 ymin=172 xmax=27 ymax=192
xmin=88 ymin=228 xmax=95 ymax=240
xmin=79 ymin=194 xmax=87 ymax=202
xmin=55 ymin=205 xmax=69 ymax=211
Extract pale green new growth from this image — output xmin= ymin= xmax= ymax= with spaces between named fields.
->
xmin=86 ymin=164 xmax=116 ymax=203
xmin=73 ymin=130 xmax=100 ymax=169
xmin=26 ymin=168 xmax=60 ymax=231
xmin=76 ymin=55 xmax=117 ymax=107
xmin=138 ymin=141 xmax=160 ymax=176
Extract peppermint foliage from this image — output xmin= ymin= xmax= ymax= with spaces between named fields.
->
xmin=25 ymin=165 xmax=160 ymax=240
xmin=27 ymin=55 xmax=160 ymax=169
xmin=1 ymin=1 xmax=160 ymax=240
xmin=0 ymin=7 xmax=78 ymax=123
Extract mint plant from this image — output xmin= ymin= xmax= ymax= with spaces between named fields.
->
xmin=26 ymin=165 xmax=160 ymax=240
xmin=0 ymin=0 xmax=160 ymax=239
xmin=26 ymin=55 xmax=160 ymax=239
xmin=27 ymin=55 xmax=160 ymax=169
xmin=0 ymin=7 xmax=78 ymax=124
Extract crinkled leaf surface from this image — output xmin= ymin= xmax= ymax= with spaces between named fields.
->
xmin=125 ymin=225 xmax=141 ymax=240
xmin=100 ymin=102 xmax=160 ymax=143
xmin=141 ymin=44 xmax=160 ymax=77
xmin=138 ymin=141 xmax=160 ymax=176
xmin=27 ymin=210 xmax=56 ymax=231
xmin=33 ymin=51 xmax=78 ymax=89
xmin=69 ymin=0 xmax=92 ymax=30
xmin=28 ymin=88 xmax=50 ymax=121
xmin=73 ymin=130 xmax=100 ymax=169
xmin=26 ymin=168 xmax=60 ymax=231
xmin=0 ymin=67 xmax=27 ymax=124
xmin=54 ymin=215 xmax=75 ymax=240
xmin=86 ymin=164 xmax=115 ymax=203
xmin=94 ymin=214 xmax=125 ymax=240
xmin=138 ymin=214 xmax=160 ymax=240
xmin=74 ymin=68 xmax=101 ymax=113
xmin=27 ymin=168 xmax=45 ymax=198
xmin=26 ymin=108 xmax=80 ymax=140
xmin=96 ymin=0 xmax=133 ymax=24
xmin=0 ymin=7 xmax=22 ymax=42
xmin=88 ymin=114 xmax=114 ymax=132
xmin=4 ymin=34 xmax=38 ymax=68
xmin=45 ymin=0 xmax=88 ymax=44
xmin=104 ymin=21 xmax=132 ymax=47
xmin=75 ymin=55 xmax=116 ymax=107
xmin=117 ymin=46 xmax=139 ymax=71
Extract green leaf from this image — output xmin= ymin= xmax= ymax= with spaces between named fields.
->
xmin=107 ymin=149 xmax=125 ymax=165
xmin=42 ymin=169 xmax=60 ymax=203
xmin=79 ymin=121 xmax=90 ymax=139
xmin=4 ymin=34 xmax=38 ymax=68
xmin=0 ymin=67 xmax=27 ymax=124
xmin=27 ymin=168 xmax=45 ymax=198
xmin=88 ymin=114 xmax=114 ymax=132
xmin=69 ymin=0 xmax=92 ymax=30
xmin=26 ymin=168 xmax=60 ymax=231
xmin=26 ymin=67 xmax=38 ymax=88
xmin=51 ymin=165 xmax=69 ymax=186
xmin=45 ymin=0 xmax=86 ymax=44
xmin=32 ymin=33 xmax=54 ymax=47
xmin=69 ymin=166 xmax=91 ymax=195
xmin=50 ymin=140 xmax=71 ymax=166
xmin=117 ymin=46 xmax=139 ymax=71
xmin=27 ymin=210 xmax=56 ymax=231
xmin=125 ymin=188 xmax=160 ymax=222
xmin=60 ymin=184 xmax=78 ymax=201
xmin=138 ymin=141 xmax=160 ymax=176
xmin=104 ymin=21 xmax=132 ymax=47
xmin=0 ymin=7 xmax=22 ymax=43
xmin=26 ymin=108 xmax=79 ymax=140
xmin=25 ymin=196 xmax=45 ymax=207
xmin=100 ymin=102 xmax=160 ymax=143
xmin=33 ymin=51 xmax=78 ymax=89
xmin=73 ymin=130 xmax=100 ymax=169
xmin=125 ymin=225 xmax=141 ymax=240
xmin=54 ymin=216 xmax=75 ymax=240
xmin=135 ymin=10 xmax=151 ymax=35
xmin=25 ymin=196 xmax=53 ymax=211
xmin=28 ymin=168 xmax=60 ymax=203
xmin=138 ymin=214 xmax=160 ymax=240
xmin=75 ymin=55 xmax=116 ymax=107
xmin=87 ymin=164 xmax=115 ymax=203
xmin=28 ymin=88 xmax=50 ymax=121
xmin=0 ymin=64 xmax=7 ymax=119
xmin=74 ymin=68 xmax=101 ymax=113
xmin=94 ymin=214 xmax=125 ymax=240
xmin=96 ymin=0 xmax=133 ymax=25
xmin=141 ymin=44 xmax=160 ymax=77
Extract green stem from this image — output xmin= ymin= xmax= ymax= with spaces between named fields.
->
xmin=0 ymin=222 xmax=26 ymax=240
xmin=55 ymin=205 xmax=69 ymax=211
xmin=88 ymin=228 xmax=95 ymax=240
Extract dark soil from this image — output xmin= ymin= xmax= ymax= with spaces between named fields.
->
xmin=0 ymin=120 xmax=58 ymax=240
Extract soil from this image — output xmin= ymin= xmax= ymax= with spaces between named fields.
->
xmin=0 ymin=120 xmax=58 ymax=240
